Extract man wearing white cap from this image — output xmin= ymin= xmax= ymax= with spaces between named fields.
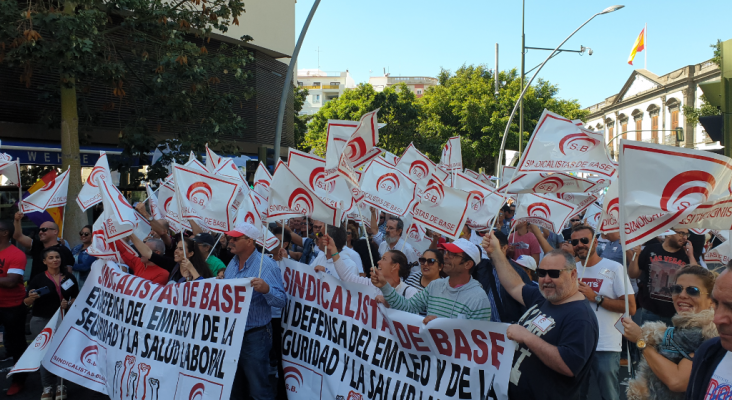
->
xmin=223 ymin=222 xmax=287 ymax=400
xmin=372 ymin=238 xmax=491 ymax=322
xmin=515 ymin=255 xmax=537 ymax=282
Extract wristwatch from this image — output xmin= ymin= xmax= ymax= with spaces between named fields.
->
xmin=594 ymin=294 xmax=604 ymax=305
xmin=636 ymin=339 xmax=647 ymax=351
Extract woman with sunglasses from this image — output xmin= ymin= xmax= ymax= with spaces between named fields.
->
xmin=24 ymin=248 xmax=79 ymax=400
xmin=621 ymin=265 xmax=718 ymax=399
xmin=71 ymin=225 xmax=96 ymax=287
xmin=405 ymin=249 xmax=445 ymax=291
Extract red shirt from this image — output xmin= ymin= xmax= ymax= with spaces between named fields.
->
xmin=119 ymin=245 xmax=170 ymax=285
xmin=508 ymin=231 xmax=541 ymax=261
xmin=0 ymin=245 xmax=27 ymax=308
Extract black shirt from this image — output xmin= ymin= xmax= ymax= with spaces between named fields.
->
xmin=637 ymin=243 xmax=690 ymax=318
xmin=509 ymin=285 xmax=599 ymax=400
xmin=471 ymin=258 xmax=532 ymax=323
xmin=27 ymin=271 xmax=79 ymax=319
xmin=30 ymin=239 xmax=75 ymax=280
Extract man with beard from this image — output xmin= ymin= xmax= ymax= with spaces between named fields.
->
xmin=377 ymin=218 xmax=418 ymax=272
xmin=628 ymin=228 xmax=697 ymax=326
xmin=482 ymin=232 xmax=599 ymax=400
xmin=572 ymin=225 xmax=635 ymax=400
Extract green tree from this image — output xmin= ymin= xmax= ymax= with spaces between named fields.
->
xmin=682 ymin=41 xmax=722 ymax=129
xmin=303 ymin=83 xmax=421 ymax=157
xmin=0 ymin=0 xmax=250 ymax=244
xmin=294 ymin=85 xmax=311 ymax=151
xmin=418 ymin=65 xmax=588 ymax=173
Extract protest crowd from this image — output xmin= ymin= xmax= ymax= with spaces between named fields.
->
xmin=0 ymin=109 xmax=731 ymax=400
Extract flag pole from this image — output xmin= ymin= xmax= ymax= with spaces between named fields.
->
xmin=257 ymin=224 xmax=267 ymax=278
xmin=355 ymin=205 xmax=375 ymax=270
xmin=207 ymin=233 xmax=221 ymax=260
xmin=617 ymin=140 xmax=631 ymax=374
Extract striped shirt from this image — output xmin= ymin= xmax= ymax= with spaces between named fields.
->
xmin=380 ymin=277 xmax=491 ymax=320
xmin=405 ymin=272 xmax=425 ymax=290
xmin=224 ymin=250 xmax=287 ymax=331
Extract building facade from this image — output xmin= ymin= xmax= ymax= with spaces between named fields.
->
xmin=583 ymin=60 xmax=721 ymax=158
xmin=297 ymin=69 xmax=357 ymax=115
xmin=223 ymin=0 xmax=296 ymax=66
xmin=368 ymin=75 xmax=439 ymax=98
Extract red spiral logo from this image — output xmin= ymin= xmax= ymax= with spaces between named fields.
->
xmin=87 ymin=166 xmax=106 ymax=188
xmin=660 ymin=171 xmax=715 ymax=212
xmin=40 ymin=179 xmax=56 ymax=192
xmin=468 ymin=190 xmax=484 ymax=211
xmin=409 ymin=160 xmax=430 ymax=180
xmin=189 ymin=383 xmax=205 ymax=400
xmin=284 ymin=366 xmax=303 ymax=388
xmin=186 ymin=182 xmax=213 ymax=207
xmin=407 ymin=224 xmax=421 ymax=240
xmin=527 ymin=202 xmax=551 ymax=219
xmin=309 ymin=167 xmax=334 ymax=193
xmin=345 ymin=137 xmax=368 ymax=163
xmin=163 ymin=197 xmax=173 ymax=214
xmin=288 ymin=188 xmax=314 ymax=215
xmin=606 ymin=197 xmax=620 ymax=217
xmin=421 ymin=179 xmax=444 ymax=207
xmin=376 ymin=173 xmax=400 ymax=195
xmin=80 ymin=345 xmax=98 ymax=367
xmin=558 ymin=133 xmax=600 ymax=155
xmin=244 ymin=212 xmax=256 ymax=225
xmin=533 ymin=176 xmax=565 ymax=192
xmin=118 ymin=194 xmax=133 ymax=209
xmin=255 ymin=179 xmax=270 ymax=191
xmin=34 ymin=327 xmax=53 ymax=350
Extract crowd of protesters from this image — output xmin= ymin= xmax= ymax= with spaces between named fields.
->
xmin=1 ymin=199 xmax=731 ymax=400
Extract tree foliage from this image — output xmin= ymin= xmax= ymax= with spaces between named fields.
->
xmin=294 ymin=85 xmax=311 ymax=152
xmin=300 ymin=65 xmax=588 ymax=174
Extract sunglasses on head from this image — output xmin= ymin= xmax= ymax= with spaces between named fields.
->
xmin=79 ymin=232 xmax=90 ymax=237
xmin=419 ymin=257 xmax=438 ymax=265
xmin=536 ymin=268 xmax=570 ymax=279
xmin=39 ymin=227 xmax=56 ymax=233
xmin=670 ymin=285 xmax=706 ymax=297
xmin=570 ymin=237 xmax=590 ymax=246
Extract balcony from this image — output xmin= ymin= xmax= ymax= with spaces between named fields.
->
xmin=322 ymin=85 xmax=341 ymax=90
xmin=386 ymin=76 xmax=439 ymax=85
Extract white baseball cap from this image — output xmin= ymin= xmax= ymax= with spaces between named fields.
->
xmin=439 ymin=238 xmax=481 ymax=265
xmin=515 ymin=255 xmax=537 ymax=271
xmin=224 ymin=222 xmax=260 ymax=240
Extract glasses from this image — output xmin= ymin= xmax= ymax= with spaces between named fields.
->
xmin=536 ymin=268 xmax=571 ymax=279
xmin=346 ymin=231 xmax=353 ymax=236
xmin=670 ymin=285 xmax=706 ymax=297
xmin=79 ymin=232 xmax=90 ymax=237
xmin=570 ymin=237 xmax=590 ymax=246
xmin=419 ymin=257 xmax=438 ymax=265
xmin=673 ymin=231 xmax=690 ymax=237
xmin=39 ymin=227 xmax=57 ymax=233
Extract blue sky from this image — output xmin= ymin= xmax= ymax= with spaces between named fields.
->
xmin=294 ymin=0 xmax=731 ymax=108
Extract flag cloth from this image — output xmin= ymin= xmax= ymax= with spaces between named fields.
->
xmin=439 ymin=136 xmax=463 ymax=172
xmin=77 ymin=152 xmax=112 ymax=211
xmin=335 ymin=110 xmax=382 ymax=186
xmin=7 ymin=309 xmax=61 ymax=376
xmin=627 ymin=27 xmax=645 ymax=65
xmin=453 ymin=171 xmax=507 ymax=230
xmin=413 ymin=177 xmax=470 ymax=240
xmin=287 ymin=148 xmax=353 ymax=211
xmin=0 ymin=157 xmax=21 ymax=186
xmin=20 ymin=169 xmax=69 ymax=213
xmin=98 ymin=178 xmax=137 ymax=243
xmin=145 ymin=183 xmax=162 ymax=220
xmin=267 ymin=160 xmax=342 ymax=225
xmin=513 ymin=193 xmax=576 ymax=233
xmin=359 ymin=157 xmax=417 ymax=217
xmin=252 ymin=162 xmax=272 ymax=201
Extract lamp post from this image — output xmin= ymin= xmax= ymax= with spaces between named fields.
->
xmin=497 ymin=5 xmax=624 ymax=177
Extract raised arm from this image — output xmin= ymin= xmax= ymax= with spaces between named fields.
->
xmin=482 ymin=232 xmax=525 ymax=306
xmin=371 ymin=267 xmax=429 ymax=315
xmin=324 ymin=234 xmax=370 ymax=286
xmin=128 ymin=233 xmax=152 ymax=260
xmin=529 ymin=224 xmax=555 ymax=254
xmin=13 ymin=212 xmax=33 ymax=249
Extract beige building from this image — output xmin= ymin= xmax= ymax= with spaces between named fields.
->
xmin=368 ymin=75 xmax=439 ymax=98
xmin=223 ymin=0 xmax=296 ymax=65
xmin=297 ymin=69 xmax=357 ymax=115
xmin=584 ymin=60 xmax=721 ymax=159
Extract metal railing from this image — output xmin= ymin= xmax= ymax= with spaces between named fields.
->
xmin=321 ymin=85 xmax=341 ymax=89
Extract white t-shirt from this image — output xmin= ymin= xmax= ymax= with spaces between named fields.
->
xmin=705 ymin=352 xmax=732 ymax=398
xmin=378 ymin=239 xmax=419 ymax=274
xmin=341 ymin=246 xmax=364 ymax=274
xmin=309 ymin=251 xmax=358 ymax=279
xmin=576 ymin=257 xmax=635 ymax=352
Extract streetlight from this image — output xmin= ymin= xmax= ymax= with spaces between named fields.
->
xmin=496 ymin=5 xmax=624 ymax=176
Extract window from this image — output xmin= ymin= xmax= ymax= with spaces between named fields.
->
xmin=651 ymin=115 xmax=659 ymax=143
xmin=313 ymin=82 xmax=321 ymax=87
xmin=417 ymin=89 xmax=422 ymax=95
xmin=671 ymin=110 xmax=679 ymax=131
xmin=315 ymin=94 xmax=320 ymax=103
xmin=297 ymin=81 xmax=303 ymax=87
xmin=330 ymin=82 xmax=340 ymax=87
xmin=635 ymin=119 xmax=642 ymax=141
xmin=621 ymin=121 xmax=628 ymax=140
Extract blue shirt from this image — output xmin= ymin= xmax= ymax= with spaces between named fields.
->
xmin=597 ymin=239 xmax=624 ymax=265
xmin=224 ymin=250 xmax=287 ymax=331
xmin=71 ymin=245 xmax=97 ymax=273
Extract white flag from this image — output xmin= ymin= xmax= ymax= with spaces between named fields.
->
xmin=252 ymin=162 xmax=272 ymax=201
xmin=20 ymin=169 xmax=69 ymax=213
xmin=463 ymin=169 xmax=480 ymax=180
xmin=705 ymin=240 xmax=732 ymax=265
xmin=205 ymin=144 xmax=222 ymax=170
xmin=514 ymin=193 xmax=576 ymax=233
xmin=439 ymin=136 xmax=462 ymax=172
xmin=213 ymin=157 xmax=248 ymax=187
xmin=518 ymin=109 xmax=615 ymax=178
xmin=405 ymin=222 xmax=432 ymax=255
xmin=77 ymin=152 xmax=112 ymax=211
xmin=86 ymin=217 xmax=121 ymax=260
xmin=0 ymin=157 xmax=20 ymax=186
xmin=7 ymin=308 xmax=61 ymax=376
xmin=498 ymin=171 xmax=611 ymax=194
xmin=288 ymin=148 xmax=353 ymax=211
xmin=335 ymin=110 xmax=382 ymax=185
xmin=157 ymin=180 xmax=191 ymax=232
xmin=172 ymin=163 xmax=243 ymax=233
xmin=146 ymin=183 xmax=163 ymax=220
xmin=395 ymin=143 xmax=436 ymax=183
xmin=382 ymin=150 xmax=400 ymax=166
xmin=555 ymin=192 xmax=602 ymax=220
xmin=413 ymin=178 xmax=470 ymax=240
xmin=98 ymin=178 xmax=136 ymax=242
xmin=359 ymin=157 xmax=417 ymax=217
xmin=324 ymin=119 xmax=386 ymax=172
xmin=257 ymin=229 xmax=281 ymax=252
xmin=453 ymin=171 xmax=507 ymax=230
xmin=583 ymin=203 xmax=603 ymax=230
xmin=236 ymin=192 xmax=264 ymax=227
xmin=267 ymin=160 xmax=342 ymax=225
xmin=619 ymin=140 xmax=732 ymax=246
xmin=599 ymin=179 xmax=620 ymax=234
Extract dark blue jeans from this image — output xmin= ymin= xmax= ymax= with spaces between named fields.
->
xmin=230 ymin=323 xmax=274 ymax=400
xmin=580 ymin=351 xmax=621 ymax=400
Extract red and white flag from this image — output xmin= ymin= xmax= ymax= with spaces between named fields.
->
xmin=463 ymin=169 xmax=480 ymax=180
xmin=252 ymin=162 xmax=272 ymax=201
xmin=6 ymin=309 xmax=61 ymax=376
xmin=205 ymin=144 xmax=222 ymax=170
xmin=395 ymin=143 xmax=436 ymax=183
xmin=258 ymin=229 xmax=281 ymax=252
xmin=77 ymin=152 xmax=112 ymax=211
xmin=705 ymin=240 xmax=732 ymax=265
xmin=405 ymin=222 xmax=431 ymax=255
xmin=0 ymin=156 xmax=20 ymax=187
xmin=517 ymin=109 xmax=616 ymax=178
xmin=213 ymin=158 xmax=248 ymax=188
xmin=382 ymin=150 xmax=400 ymax=166
xmin=513 ymin=193 xmax=576 ymax=233
xmin=554 ymin=192 xmax=602 ymax=220
xmin=98 ymin=177 xmax=136 ymax=242
xmin=439 ymin=136 xmax=462 ymax=172
xmin=599 ymin=179 xmax=619 ymax=234
xmin=359 ymin=157 xmax=417 ymax=217
xmin=583 ymin=203 xmax=603 ymax=230
xmin=619 ymin=141 xmax=732 ymax=246
xmin=453 ymin=171 xmax=507 ymax=230
xmin=157 ymin=181 xmax=191 ymax=232
xmin=267 ymin=160 xmax=342 ymax=225
xmin=498 ymin=171 xmax=610 ymax=194
xmin=236 ymin=192 xmax=264 ymax=228
xmin=335 ymin=110 xmax=382 ymax=185
xmin=413 ymin=178 xmax=470 ymax=240
xmin=287 ymin=149 xmax=352 ymax=211
xmin=172 ymin=164 xmax=243 ymax=233
xmin=20 ymin=169 xmax=69 ymax=213
xmin=324 ymin=118 xmax=386 ymax=173
xmin=146 ymin=183 xmax=163 ymax=220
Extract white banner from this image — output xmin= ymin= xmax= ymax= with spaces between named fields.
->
xmin=8 ymin=309 xmax=61 ymax=376
xmin=21 ymin=169 xmax=69 ymax=213
xmin=517 ymin=109 xmax=616 ymax=178
xmin=359 ymin=157 xmax=417 ymax=217
xmin=42 ymin=261 xmax=251 ymax=400
xmin=513 ymin=193 xmax=576 ymax=233
xmin=279 ymin=259 xmax=513 ymax=400
xmin=413 ymin=178 xmax=470 ymax=240
xmin=77 ymin=152 xmax=112 ymax=211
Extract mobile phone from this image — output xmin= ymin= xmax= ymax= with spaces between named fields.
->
xmin=34 ymin=286 xmax=51 ymax=297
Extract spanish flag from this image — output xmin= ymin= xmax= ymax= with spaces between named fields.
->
xmin=627 ymin=28 xmax=645 ymax=65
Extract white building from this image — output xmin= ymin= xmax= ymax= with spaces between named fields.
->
xmin=368 ymin=75 xmax=439 ymax=98
xmin=297 ymin=69 xmax=357 ymax=115
xmin=584 ymin=60 xmax=721 ymax=159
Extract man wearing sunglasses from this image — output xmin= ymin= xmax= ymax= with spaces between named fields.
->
xmin=482 ymin=232 xmax=599 ymax=400
xmin=572 ymin=225 xmax=635 ymax=400
xmin=13 ymin=211 xmax=74 ymax=280
xmin=562 ymin=216 xmax=583 ymax=241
